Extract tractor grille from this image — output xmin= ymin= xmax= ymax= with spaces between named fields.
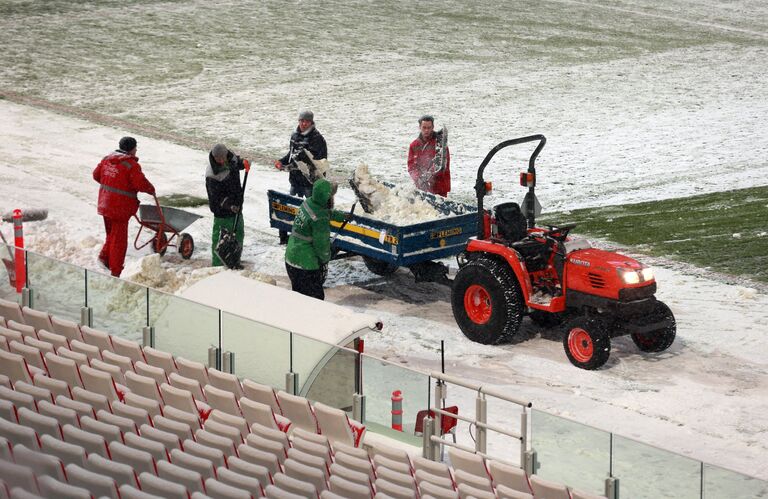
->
xmin=587 ymin=272 xmax=607 ymax=289
xmin=619 ymin=282 xmax=657 ymax=302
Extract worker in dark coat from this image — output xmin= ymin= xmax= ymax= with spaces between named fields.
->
xmin=407 ymin=114 xmax=451 ymax=197
xmin=275 ymin=110 xmax=328 ymax=198
xmin=206 ymin=143 xmax=250 ymax=267
xmin=284 ymin=179 xmax=347 ymax=300
xmin=93 ymin=136 xmax=155 ymax=277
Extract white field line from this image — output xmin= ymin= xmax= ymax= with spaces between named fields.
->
xmin=552 ymin=0 xmax=768 ymax=39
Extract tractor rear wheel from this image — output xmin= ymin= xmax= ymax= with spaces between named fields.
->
xmin=631 ymin=301 xmax=676 ymax=352
xmin=563 ymin=316 xmax=611 ymax=370
xmin=362 ymin=256 xmax=398 ymax=277
xmin=451 ymin=256 xmax=524 ymax=344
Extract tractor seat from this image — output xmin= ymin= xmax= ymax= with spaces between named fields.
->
xmin=494 ymin=202 xmax=527 ymax=243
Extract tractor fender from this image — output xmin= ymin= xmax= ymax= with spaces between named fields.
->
xmin=465 ymin=239 xmax=533 ymax=302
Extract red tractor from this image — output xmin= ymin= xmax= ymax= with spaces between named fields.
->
xmin=451 ymin=135 xmax=675 ymax=369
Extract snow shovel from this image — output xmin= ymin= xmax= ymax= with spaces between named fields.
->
xmin=214 ymin=170 xmax=249 ymax=269
xmin=348 ymin=177 xmax=375 ymax=214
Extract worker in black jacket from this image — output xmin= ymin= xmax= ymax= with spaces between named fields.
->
xmin=274 ymin=110 xmax=328 ymax=198
xmin=206 ymin=143 xmax=250 ymax=267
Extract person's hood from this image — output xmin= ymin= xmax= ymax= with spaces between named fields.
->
xmin=310 ymin=178 xmax=332 ymax=206
xmin=206 ymin=152 xmax=231 ymax=180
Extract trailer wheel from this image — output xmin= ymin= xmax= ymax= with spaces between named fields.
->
xmin=152 ymin=232 xmax=168 ymax=256
xmin=362 ymin=256 xmax=398 ymax=277
xmin=179 ymin=233 xmax=194 ymax=260
xmin=631 ymin=301 xmax=676 ymax=352
xmin=563 ymin=316 xmax=611 ymax=370
xmin=451 ymin=256 xmax=523 ymax=344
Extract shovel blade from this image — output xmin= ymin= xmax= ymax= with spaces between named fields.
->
xmin=214 ymin=229 xmax=242 ymax=269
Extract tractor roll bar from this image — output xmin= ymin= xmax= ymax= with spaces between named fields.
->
xmin=474 ymin=134 xmax=546 ymax=238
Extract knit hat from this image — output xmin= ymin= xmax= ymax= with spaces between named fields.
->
xmin=298 ymin=110 xmax=314 ymax=122
xmin=211 ymin=143 xmax=229 ymax=161
xmin=118 ymin=136 xmax=137 ymax=152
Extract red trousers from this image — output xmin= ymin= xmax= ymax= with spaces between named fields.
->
xmin=99 ymin=216 xmax=130 ymax=277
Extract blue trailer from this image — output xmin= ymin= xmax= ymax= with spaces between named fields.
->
xmin=267 ymin=188 xmax=478 ymax=282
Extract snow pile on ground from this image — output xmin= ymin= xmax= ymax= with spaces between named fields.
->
xmin=353 ymin=164 xmax=440 ymax=224
xmin=125 ymin=254 xmax=276 ymax=294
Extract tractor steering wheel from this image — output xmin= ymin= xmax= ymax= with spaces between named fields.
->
xmin=544 ymin=223 xmax=577 ymax=242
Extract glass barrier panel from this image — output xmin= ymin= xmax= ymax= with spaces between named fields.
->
xmin=221 ymin=312 xmax=289 ymax=390
xmin=531 ymin=409 xmax=610 ymax=495
xmin=26 ymin=251 xmax=85 ymax=323
xmin=86 ymin=271 xmax=147 ymax=342
xmin=361 ymin=355 xmax=428 ymax=446
xmin=149 ymin=290 xmax=219 ymax=366
xmin=613 ymin=434 xmax=701 ymax=499
xmin=446 ymin=383 xmax=526 ymax=467
xmin=703 ymin=463 xmax=768 ymax=499
xmin=0 ymin=243 xmax=18 ymax=301
xmin=293 ymin=334 xmax=357 ymax=411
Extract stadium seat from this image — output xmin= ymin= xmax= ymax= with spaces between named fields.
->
xmin=284 ymin=457 xmax=328 ymax=493
xmin=44 ymin=353 xmax=83 ymax=388
xmin=207 ymin=409 xmax=249 ymax=441
xmin=96 ymin=408 xmax=138 ymax=435
xmin=208 ymin=369 xmax=244 ymax=399
xmin=168 ymin=448 xmax=217 ymax=481
xmin=374 ymin=477 xmax=418 ymax=499
xmin=529 ymin=475 xmax=571 ymax=499
xmin=110 ymin=336 xmax=144 ymax=363
xmin=242 ymin=379 xmax=283 ymax=414
xmin=36 ymin=475 xmax=90 ymax=499
xmin=175 ymin=357 xmax=210 ymax=387
xmin=0 ymin=299 xmax=25 ymax=324
xmin=16 ymin=407 xmax=60 ymax=439
xmin=195 ymin=428 xmax=238 ymax=456
xmin=124 ymin=431 xmax=169 ymax=462
xmin=153 ymin=414 xmax=195 ymax=441
xmin=20 ymin=308 xmax=52 ymax=333
xmin=62 ymin=423 xmax=110 ymax=459
xmin=156 ymin=459 xmax=206 ymax=494
xmin=65 ymin=463 xmax=120 ymax=499
xmin=227 ymin=456 xmax=273 ymax=487
xmin=108 ymin=441 xmax=157 ymax=475
xmin=1 ymin=348 xmax=40 ymax=382
xmin=237 ymin=443 xmax=281 ymax=476
xmin=274 ymin=472 xmax=318 ymax=497
xmin=79 ymin=326 xmax=113 ymax=352
xmin=0 ymin=417 xmax=39 ymax=449
xmin=50 ymin=316 xmax=83 ymax=342
xmin=183 ymin=438 xmax=227 ymax=469
xmin=277 ymin=391 xmax=318 ymax=434
xmin=488 ymin=461 xmax=532 ymax=494
xmin=143 ymin=346 xmax=177 ymax=373
xmin=168 ymin=372 xmax=205 ymax=401
xmin=204 ymin=417 xmax=244 ymax=444
xmin=207 ymin=478 xmax=254 ymax=499
xmin=139 ymin=472 xmax=188 ymax=499
xmin=241 ymin=398 xmax=291 ymax=433
xmin=39 ymin=434 xmax=87 ymax=467
xmin=71 ymin=386 xmax=111 ymax=413
xmin=216 ymin=467 xmax=265 ymax=497
xmin=13 ymin=444 xmax=66 ymax=481
xmin=329 ymin=474 xmax=372 ymax=499
xmin=139 ymin=423 xmax=182 ymax=452
xmin=55 ymin=396 xmax=95 ymax=419
xmin=86 ymin=453 xmax=139 ymax=487
xmin=36 ymin=330 xmax=68 ymax=352
xmin=314 ymin=401 xmax=366 ymax=448
xmin=495 ymin=484 xmax=534 ymax=499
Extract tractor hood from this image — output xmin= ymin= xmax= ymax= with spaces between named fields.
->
xmin=566 ymin=247 xmax=656 ymax=301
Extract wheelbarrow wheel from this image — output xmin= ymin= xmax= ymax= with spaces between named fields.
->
xmin=152 ymin=232 xmax=168 ymax=256
xmin=179 ymin=233 xmax=194 ymax=260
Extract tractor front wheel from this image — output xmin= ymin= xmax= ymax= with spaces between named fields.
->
xmin=563 ymin=316 xmax=611 ymax=370
xmin=631 ymin=301 xmax=676 ymax=352
xmin=451 ymin=257 xmax=524 ymax=344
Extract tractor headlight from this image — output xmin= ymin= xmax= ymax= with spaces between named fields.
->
xmin=617 ymin=267 xmax=654 ymax=284
xmin=618 ymin=268 xmax=641 ymax=284
xmin=640 ymin=267 xmax=654 ymax=282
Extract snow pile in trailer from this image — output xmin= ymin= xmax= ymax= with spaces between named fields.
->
xmin=352 ymin=163 xmax=440 ymax=223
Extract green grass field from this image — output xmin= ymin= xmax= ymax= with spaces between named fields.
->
xmin=543 ymin=186 xmax=768 ymax=283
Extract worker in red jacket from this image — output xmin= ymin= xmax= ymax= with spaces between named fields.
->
xmin=407 ymin=115 xmax=451 ymax=197
xmin=93 ymin=137 xmax=155 ymax=277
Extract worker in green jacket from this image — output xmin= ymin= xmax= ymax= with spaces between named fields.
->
xmin=285 ymin=178 xmax=348 ymax=300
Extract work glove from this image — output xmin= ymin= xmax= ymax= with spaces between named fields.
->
xmin=344 ymin=211 xmax=354 ymax=222
xmin=243 ymin=159 xmax=251 ymax=172
xmin=147 ymin=185 xmax=156 ymax=196
xmin=230 ymin=205 xmax=240 ymax=213
xmin=320 ymin=262 xmax=328 ymax=283
xmin=274 ymin=160 xmax=285 ymax=171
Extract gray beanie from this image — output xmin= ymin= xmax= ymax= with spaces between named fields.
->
xmin=298 ymin=110 xmax=314 ymax=122
xmin=211 ymin=143 xmax=229 ymax=161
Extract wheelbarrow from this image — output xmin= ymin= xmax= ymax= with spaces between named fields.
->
xmin=134 ymin=196 xmax=202 ymax=259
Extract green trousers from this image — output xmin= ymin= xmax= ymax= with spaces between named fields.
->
xmin=211 ymin=215 xmax=244 ymax=266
